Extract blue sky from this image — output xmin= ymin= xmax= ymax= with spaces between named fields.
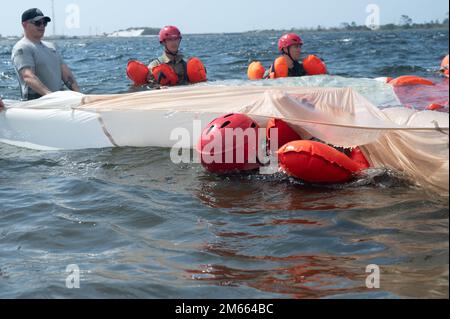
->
xmin=0 ymin=0 xmax=448 ymax=36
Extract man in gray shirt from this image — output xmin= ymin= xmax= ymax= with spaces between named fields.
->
xmin=11 ymin=8 xmax=80 ymax=100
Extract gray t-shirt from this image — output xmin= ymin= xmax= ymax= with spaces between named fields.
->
xmin=11 ymin=37 xmax=64 ymax=100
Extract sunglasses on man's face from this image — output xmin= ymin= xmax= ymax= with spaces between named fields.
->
xmin=30 ymin=20 xmax=48 ymax=27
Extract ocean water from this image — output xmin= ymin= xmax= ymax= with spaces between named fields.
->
xmin=0 ymin=30 xmax=449 ymax=299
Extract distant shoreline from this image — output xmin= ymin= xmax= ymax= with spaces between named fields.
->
xmin=244 ymin=26 xmax=449 ymax=34
xmin=1 ymin=26 xmax=448 ymax=40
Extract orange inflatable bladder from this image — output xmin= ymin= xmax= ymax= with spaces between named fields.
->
xmin=126 ymin=60 xmax=149 ymax=86
xmin=426 ymin=103 xmax=445 ymax=111
xmin=303 ymin=55 xmax=327 ymax=75
xmin=267 ymin=118 xmax=302 ymax=150
xmin=152 ymin=64 xmax=179 ymax=86
xmin=187 ymin=57 xmax=207 ymax=83
xmin=388 ymin=75 xmax=434 ymax=87
xmin=273 ymin=56 xmax=289 ymax=78
xmin=348 ymin=147 xmax=371 ymax=170
xmin=247 ymin=61 xmax=266 ymax=80
xmin=278 ymin=140 xmax=362 ymax=184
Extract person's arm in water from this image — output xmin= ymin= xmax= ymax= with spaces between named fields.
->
xmin=0 ymin=98 xmax=4 ymax=111
xmin=61 ymin=64 xmax=80 ymax=92
xmin=20 ymin=67 xmax=52 ymax=96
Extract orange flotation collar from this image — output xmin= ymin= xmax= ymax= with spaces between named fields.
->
xmin=348 ymin=147 xmax=371 ymax=170
xmin=126 ymin=60 xmax=149 ymax=86
xmin=278 ymin=140 xmax=363 ymax=184
xmin=426 ymin=103 xmax=445 ymax=111
xmin=388 ymin=75 xmax=434 ymax=87
xmin=187 ymin=57 xmax=207 ymax=83
xmin=152 ymin=64 xmax=179 ymax=86
xmin=303 ymin=55 xmax=327 ymax=75
xmin=247 ymin=61 xmax=266 ymax=80
xmin=266 ymin=118 xmax=302 ymax=150
xmin=269 ymin=56 xmax=289 ymax=79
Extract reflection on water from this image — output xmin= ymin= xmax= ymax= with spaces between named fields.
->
xmin=188 ymin=172 xmax=448 ymax=299
xmin=186 ymin=256 xmax=370 ymax=299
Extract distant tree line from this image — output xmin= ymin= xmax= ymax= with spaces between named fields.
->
xmin=336 ymin=13 xmax=449 ymax=31
xmin=121 ymin=27 xmax=160 ymax=35
xmin=246 ymin=13 xmax=449 ymax=33
xmin=141 ymin=28 xmax=161 ymax=36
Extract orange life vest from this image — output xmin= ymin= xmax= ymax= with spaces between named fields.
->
xmin=126 ymin=60 xmax=149 ymax=86
xmin=247 ymin=61 xmax=266 ymax=80
xmin=269 ymin=56 xmax=289 ymax=79
xmin=152 ymin=64 xmax=179 ymax=86
xmin=302 ymin=55 xmax=327 ymax=75
xmin=187 ymin=58 xmax=207 ymax=83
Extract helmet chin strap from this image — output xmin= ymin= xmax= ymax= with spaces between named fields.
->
xmin=282 ymin=48 xmax=294 ymax=63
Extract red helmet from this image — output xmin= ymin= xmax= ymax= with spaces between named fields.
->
xmin=278 ymin=33 xmax=303 ymax=52
xmin=159 ymin=26 xmax=182 ymax=43
xmin=197 ymin=113 xmax=261 ymax=173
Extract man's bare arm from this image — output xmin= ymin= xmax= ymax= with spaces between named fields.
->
xmin=0 ymin=98 xmax=5 ymax=111
xmin=61 ymin=64 xmax=80 ymax=92
xmin=20 ymin=68 xmax=52 ymax=96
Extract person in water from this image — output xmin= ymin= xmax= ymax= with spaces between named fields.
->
xmin=266 ymin=33 xmax=307 ymax=78
xmin=147 ymin=26 xmax=188 ymax=86
xmin=11 ymin=8 xmax=80 ymax=101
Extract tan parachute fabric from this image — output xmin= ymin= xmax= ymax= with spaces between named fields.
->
xmin=363 ymin=107 xmax=449 ymax=195
xmin=76 ymin=85 xmax=449 ymax=194
xmin=79 ymin=86 xmax=425 ymax=147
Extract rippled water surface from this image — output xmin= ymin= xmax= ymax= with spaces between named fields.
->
xmin=0 ymin=30 xmax=448 ymax=299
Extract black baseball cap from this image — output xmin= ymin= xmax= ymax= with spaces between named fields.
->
xmin=21 ymin=8 xmax=51 ymax=23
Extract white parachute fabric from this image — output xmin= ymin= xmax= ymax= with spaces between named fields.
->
xmin=78 ymin=85 xmax=445 ymax=147
xmin=76 ymin=85 xmax=449 ymax=193
xmin=7 ymin=91 xmax=84 ymax=110
xmin=2 ymin=81 xmax=448 ymax=193
xmin=0 ymin=91 xmax=112 ymax=150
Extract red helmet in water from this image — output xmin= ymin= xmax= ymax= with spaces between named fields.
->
xmin=278 ymin=33 xmax=303 ymax=52
xmin=159 ymin=26 xmax=182 ymax=43
xmin=197 ymin=113 xmax=261 ymax=173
